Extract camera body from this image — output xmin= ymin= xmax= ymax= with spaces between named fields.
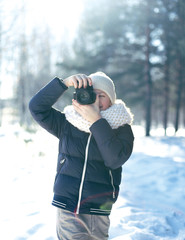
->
xmin=73 ymin=83 xmax=96 ymax=105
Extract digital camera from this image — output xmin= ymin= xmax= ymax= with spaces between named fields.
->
xmin=73 ymin=83 xmax=96 ymax=105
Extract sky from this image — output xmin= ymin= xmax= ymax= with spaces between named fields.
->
xmin=0 ymin=0 xmax=84 ymax=99
xmin=2 ymin=0 xmax=84 ymax=38
xmin=25 ymin=0 xmax=84 ymax=40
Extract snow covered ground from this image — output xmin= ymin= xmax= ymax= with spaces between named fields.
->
xmin=0 ymin=125 xmax=185 ymax=240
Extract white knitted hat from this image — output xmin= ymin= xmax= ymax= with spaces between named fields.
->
xmin=89 ymin=72 xmax=116 ymax=104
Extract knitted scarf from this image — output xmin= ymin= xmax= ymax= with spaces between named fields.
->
xmin=63 ymin=99 xmax=133 ymax=133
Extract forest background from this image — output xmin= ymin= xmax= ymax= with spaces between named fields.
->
xmin=0 ymin=0 xmax=185 ymax=136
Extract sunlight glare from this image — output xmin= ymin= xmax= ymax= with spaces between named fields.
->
xmin=27 ymin=0 xmax=84 ymax=40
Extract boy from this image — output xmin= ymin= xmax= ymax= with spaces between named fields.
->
xmin=29 ymin=72 xmax=134 ymax=240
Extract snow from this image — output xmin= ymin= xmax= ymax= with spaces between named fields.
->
xmin=109 ymin=134 xmax=185 ymax=240
xmin=0 ymin=125 xmax=185 ymax=240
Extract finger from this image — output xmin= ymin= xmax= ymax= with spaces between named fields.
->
xmin=72 ymin=100 xmax=80 ymax=111
xmin=72 ymin=99 xmax=78 ymax=106
xmin=72 ymin=100 xmax=85 ymax=115
xmin=72 ymin=77 xmax=78 ymax=89
xmin=81 ymin=74 xmax=89 ymax=88
xmin=87 ymin=77 xmax=92 ymax=86
xmin=75 ymin=75 xmax=83 ymax=88
xmin=72 ymin=99 xmax=82 ymax=109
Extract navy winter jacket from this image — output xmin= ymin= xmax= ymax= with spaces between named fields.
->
xmin=29 ymin=77 xmax=134 ymax=215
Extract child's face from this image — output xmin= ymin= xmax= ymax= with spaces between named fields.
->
xmin=94 ymin=89 xmax=112 ymax=111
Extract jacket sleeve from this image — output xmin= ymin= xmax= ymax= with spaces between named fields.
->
xmin=90 ymin=118 xmax=134 ymax=170
xmin=29 ymin=77 xmax=68 ymax=138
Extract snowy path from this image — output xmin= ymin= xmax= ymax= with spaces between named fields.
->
xmin=110 ymin=136 xmax=185 ymax=240
xmin=0 ymin=126 xmax=185 ymax=240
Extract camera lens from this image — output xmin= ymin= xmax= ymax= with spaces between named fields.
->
xmin=73 ymin=84 xmax=96 ymax=105
xmin=78 ymin=90 xmax=90 ymax=104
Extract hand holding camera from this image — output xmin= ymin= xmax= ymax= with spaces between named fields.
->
xmin=63 ymin=74 xmax=96 ymax=105
xmin=72 ymin=97 xmax=101 ymax=124
xmin=63 ymin=74 xmax=101 ymax=123
xmin=63 ymin=74 xmax=92 ymax=89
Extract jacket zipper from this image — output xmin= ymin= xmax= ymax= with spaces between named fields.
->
xmin=76 ymin=133 xmax=92 ymax=214
xmin=109 ymin=170 xmax=116 ymax=199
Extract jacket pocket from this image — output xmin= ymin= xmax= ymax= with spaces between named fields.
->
xmin=55 ymin=158 xmax=66 ymax=184
xmin=58 ymin=158 xmax=66 ymax=174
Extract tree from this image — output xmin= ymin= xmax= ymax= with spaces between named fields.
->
xmin=0 ymin=0 xmax=25 ymax=126
xmin=56 ymin=0 xmax=185 ymax=135
xmin=174 ymin=0 xmax=185 ymax=132
xmin=161 ymin=0 xmax=172 ymax=135
xmin=144 ymin=18 xmax=153 ymax=137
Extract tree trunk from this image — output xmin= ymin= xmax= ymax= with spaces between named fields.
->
xmin=18 ymin=33 xmax=28 ymax=126
xmin=163 ymin=50 xmax=170 ymax=135
xmin=174 ymin=0 xmax=185 ymax=133
xmin=175 ymin=57 xmax=183 ymax=133
xmin=163 ymin=0 xmax=171 ymax=136
xmin=144 ymin=24 xmax=152 ymax=137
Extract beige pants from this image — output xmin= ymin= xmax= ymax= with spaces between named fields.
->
xmin=56 ymin=208 xmax=110 ymax=240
